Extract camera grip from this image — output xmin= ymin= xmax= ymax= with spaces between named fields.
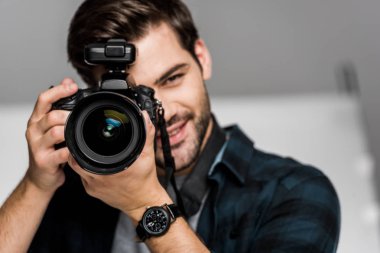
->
xmin=135 ymin=85 xmax=158 ymax=125
xmin=51 ymin=89 xmax=81 ymax=150
xmin=52 ymin=88 xmax=95 ymax=111
xmin=52 ymin=95 xmax=77 ymax=111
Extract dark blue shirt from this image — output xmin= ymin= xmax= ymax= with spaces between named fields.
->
xmin=29 ymin=125 xmax=340 ymax=253
xmin=198 ymin=125 xmax=340 ymax=252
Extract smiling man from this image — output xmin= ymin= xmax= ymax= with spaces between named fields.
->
xmin=127 ymin=24 xmax=213 ymax=174
xmin=0 ymin=0 xmax=340 ymax=252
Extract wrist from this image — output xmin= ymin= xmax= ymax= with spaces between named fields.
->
xmin=20 ymin=175 xmax=57 ymax=202
xmin=24 ymin=169 xmax=62 ymax=197
xmin=123 ymin=186 xmax=173 ymax=225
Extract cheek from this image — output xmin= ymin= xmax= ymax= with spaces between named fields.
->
xmin=160 ymin=85 xmax=204 ymax=115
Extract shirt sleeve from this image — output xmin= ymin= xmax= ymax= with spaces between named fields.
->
xmin=252 ymin=173 xmax=340 ymax=253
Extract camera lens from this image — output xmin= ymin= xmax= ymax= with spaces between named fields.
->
xmin=82 ymin=107 xmax=133 ymax=156
xmin=65 ymin=92 xmax=146 ymax=174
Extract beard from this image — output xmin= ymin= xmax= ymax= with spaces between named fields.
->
xmin=155 ymin=88 xmax=211 ymax=172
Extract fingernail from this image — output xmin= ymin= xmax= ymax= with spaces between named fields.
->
xmin=62 ymin=78 xmax=73 ymax=85
xmin=66 ymin=83 xmax=76 ymax=91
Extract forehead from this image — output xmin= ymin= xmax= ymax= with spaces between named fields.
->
xmin=133 ymin=22 xmax=183 ymax=53
xmin=128 ymin=23 xmax=191 ymax=76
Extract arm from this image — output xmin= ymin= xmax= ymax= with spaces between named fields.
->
xmin=0 ymin=177 xmax=55 ymax=253
xmin=0 ymin=79 xmax=78 ymax=253
xmin=68 ymin=112 xmax=210 ymax=253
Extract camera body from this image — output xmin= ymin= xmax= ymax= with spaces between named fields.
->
xmin=53 ymin=39 xmax=160 ymax=174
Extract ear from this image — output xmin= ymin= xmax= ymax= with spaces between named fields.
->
xmin=194 ymin=39 xmax=212 ymax=80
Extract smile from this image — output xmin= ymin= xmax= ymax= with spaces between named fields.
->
xmin=157 ymin=120 xmax=188 ymax=148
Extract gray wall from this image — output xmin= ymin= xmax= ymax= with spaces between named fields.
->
xmin=0 ymin=0 xmax=82 ymax=104
xmin=1 ymin=0 xmax=379 ymax=100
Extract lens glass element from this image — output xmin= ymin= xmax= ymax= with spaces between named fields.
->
xmin=82 ymin=107 xmax=132 ymax=156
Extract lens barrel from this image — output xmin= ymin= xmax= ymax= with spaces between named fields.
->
xmin=65 ymin=92 xmax=146 ymax=174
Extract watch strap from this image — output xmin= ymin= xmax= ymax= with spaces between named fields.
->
xmin=136 ymin=221 xmax=149 ymax=242
xmin=166 ymin=203 xmax=182 ymax=221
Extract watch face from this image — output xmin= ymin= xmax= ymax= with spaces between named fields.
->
xmin=142 ymin=207 xmax=170 ymax=235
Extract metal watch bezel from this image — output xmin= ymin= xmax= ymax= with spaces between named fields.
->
xmin=141 ymin=206 xmax=171 ymax=236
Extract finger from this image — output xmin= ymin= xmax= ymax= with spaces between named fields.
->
xmin=142 ymin=111 xmax=155 ymax=148
xmin=68 ymin=156 xmax=99 ymax=195
xmin=39 ymin=125 xmax=66 ymax=148
xmin=34 ymin=147 xmax=70 ymax=170
xmin=48 ymin=147 xmax=70 ymax=166
xmin=30 ymin=79 xmax=78 ymax=123
xmin=68 ymin=154 xmax=95 ymax=180
xmin=25 ymin=123 xmax=43 ymax=143
xmin=37 ymin=110 xmax=70 ymax=134
xmin=67 ymin=155 xmax=81 ymax=174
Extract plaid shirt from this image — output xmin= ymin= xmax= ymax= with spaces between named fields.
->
xmin=197 ymin=125 xmax=340 ymax=252
xmin=29 ymin=125 xmax=340 ymax=253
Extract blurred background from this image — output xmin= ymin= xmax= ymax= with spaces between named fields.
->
xmin=0 ymin=0 xmax=379 ymax=252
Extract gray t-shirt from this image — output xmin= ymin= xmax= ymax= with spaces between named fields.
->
xmin=111 ymin=176 xmax=208 ymax=253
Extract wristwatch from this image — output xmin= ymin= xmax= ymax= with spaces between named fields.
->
xmin=136 ymin=203 xmax=182 ymax=241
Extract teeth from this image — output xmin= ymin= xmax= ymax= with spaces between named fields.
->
xmin=168 ymin=128 xmax=180 ymax=137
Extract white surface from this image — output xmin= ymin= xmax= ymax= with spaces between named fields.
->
xmin=0 ymin=106 xmax=32 ymax=200
xmin=0 ymin=94 xmax=378 ymax=252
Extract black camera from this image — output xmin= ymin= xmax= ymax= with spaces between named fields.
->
xmin=53 ymin=39 xmax=161 ymax=175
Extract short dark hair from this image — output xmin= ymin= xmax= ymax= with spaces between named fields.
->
xmin=67 ymin=0 xmax=199 ymax=87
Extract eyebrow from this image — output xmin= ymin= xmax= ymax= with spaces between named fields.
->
xmin=154 ymin=63 xmax=189 ymax=85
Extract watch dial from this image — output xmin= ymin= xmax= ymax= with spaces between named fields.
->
xmin=143 ymin=207 xmax=170 ymax=235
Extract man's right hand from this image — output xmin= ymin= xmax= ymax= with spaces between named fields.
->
xmin=24 ymin=78 xmax=78 ymax=193
xmin=0 ymin=78 xmax=78 ymax=253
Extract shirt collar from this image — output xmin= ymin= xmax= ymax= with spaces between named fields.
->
xmin=209 ymin=125 xmax=255 ymax=185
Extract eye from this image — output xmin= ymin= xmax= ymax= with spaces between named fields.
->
xmin=164 ymin=73 xmax=184 ymax=85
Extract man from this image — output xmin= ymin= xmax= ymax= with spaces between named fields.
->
xmin=0 ymin=0 xmax=340 ymax=252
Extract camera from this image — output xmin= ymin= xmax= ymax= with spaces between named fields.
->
xmin=53 ymin=39 xmax=161 ymax=175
